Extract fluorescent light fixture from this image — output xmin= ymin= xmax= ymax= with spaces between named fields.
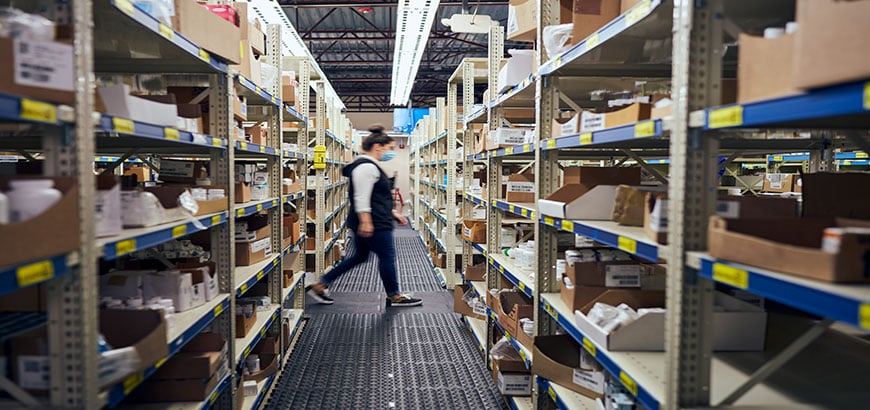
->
xmin=390 ymin=0 xmax=441 ymax=106
xmin=249 ymin=0 xmax=345 ymax=110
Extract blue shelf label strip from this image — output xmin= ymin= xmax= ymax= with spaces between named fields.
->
xmin=0 ymin=254 xmax=69 ymax=296
xmin=104 ymin=213 xmax=227 ymax=260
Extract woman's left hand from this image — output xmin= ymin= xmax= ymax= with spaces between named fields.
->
xmin=393 ymin=211 xmax=408 ymax=226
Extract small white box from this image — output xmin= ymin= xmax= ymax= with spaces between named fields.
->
xmin=251 ymin=172 xmax=269 ymax=201
xmin=142 ymin=271 xmax=196 ymax=312
xmin=538 ymin=185 xmax=620 ymax=220
xmin=244 ymin=380 xmax=259 ymax=396
xmin=17 ymin=355 xmax=50 ymax=390
xmin=100 ymin=271 xmax=146 ymax=300
xmin=497 ymin=50 xmax=535 ymax=93
xmin=97 ymin=84 xmax=178 ymax=127
xmin=491 ymin=128 xmax=528 ymax=146
xmin=96 ymin=179 xmax=122 ymax=237
xmin=496 ymin=371 xmax=531 ymax=396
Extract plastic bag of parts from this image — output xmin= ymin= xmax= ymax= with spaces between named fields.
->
xmin=543 ymin=24 xmax=574 ymax=58
xmin=0 ymin=7 xmax=54 ymax=40
xmin=490 ymin=336 xmax=521 ymax=361
xmin=261 ymin=63 xmax=280 ymax=89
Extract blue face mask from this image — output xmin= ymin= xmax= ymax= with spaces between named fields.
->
xmin=381 ymin=151 xmax=396 ymax=162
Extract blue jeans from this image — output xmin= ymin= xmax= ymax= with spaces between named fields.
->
xmin=319 ymin=230 xmax=400 ymax=296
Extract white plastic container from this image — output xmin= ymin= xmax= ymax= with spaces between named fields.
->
xmin=0 ymin=192 xmax=8 ymax=224
xmin=7 ymin=179 xmax=62 ymax=222
xmin=500 ymin=227 xmax=517 ymax=247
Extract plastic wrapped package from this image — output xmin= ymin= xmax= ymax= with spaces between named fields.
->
xmin=260 ymin=63 xmax=279 ymax=88
xmin=0 ymin=7 xmax=54 ymax=40
xmin=490 ymin=337 xmax=521 ymax=361
xmin=543 ymin=24 xmax=574 ymax=57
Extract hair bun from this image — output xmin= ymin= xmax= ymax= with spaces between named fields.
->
xmin=368 ymin=124 xmax=385 ymax=134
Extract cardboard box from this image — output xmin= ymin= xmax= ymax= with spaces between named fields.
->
xmin=235 ymin=310 xmax=258 ymax=338
xmin=505 ymin=0 xmax=572 ymax=42
xmin=491 ymin=354 xmax=531 ymax=396
xmin=176 ymin=261 xmax=219 ymax=302
xmin=254 ymin=336 xmax=281 ymax=355
xmin=552 ymin=113 xmax=581 ymax=137
xmin=235 ymin=182 xmax=252 ymax=203
xmin=490 ymin=128 xmax=530 ymax=147
xmin=532 ymin=335 xmax=605 ymax=398
xmin=571 ymin=0 xmax=620 ymax=47
xmin=100 ymin=309 xmax=169 ymax=386
xmin=498 ymin=50 xmax=535 ymax=93
xmin=802 ymin=172 xmax=870 ymax=220
xmin=762 ymin=173 xmax=797 ymax=193
xmin=505 ymin=173 xmax=535 ymax=203
xmin=462 ymin=219 xmax=487 ymax=244
xmin=100 ymin=271 xmax=145 ymax=300
xmin=172 ymin=0 xmax=242 ymax=64
xmin=152 ymin=332 xmax=226 ymax=380
xmin=454 ymin=284 xmax=487 ymax=320
xmin=124 ymin=166 xmax=151 ymax=183
xmin=244 ymin=353 xmax=278 ymax=382
xmin=495 ymin=291 xmax=534 ymax=340
xmin=620 ymin=0 xmax=643 ymax=13
xmin=96 ymin=174 xmax=122 ymax=237
xmin=234 ymin=95 xmax=248 ymax=121
xmin=142 ymin=270 xmax=200 ymax=312
xmin=0 ymin=177 xmax=80 ymax=267
xmin=565 ymin=260 xmax=666 ymax=289
xmin=236 ymin=1 xmax=266 ymax=54
xmin=708 ymin=216 xmax=870 ymax=283
xmin=574 ymin=290 xmax=766 ymax=351
xmin=97 ymin=85 xmax=178 ymax=127
xmin=282 ymin=73 xmax=296 ymax=104
xmin=580 ymin=103 xmax=652 ymax=132
xmin=245 ymin=125 xmax=267 ymax=146
xmin=737 ymin=33 xmax=800 ymax=103
xmin=232 ymin=40 xmax=262 ymax=84
xmin=136 ymin=370 xmax=224 ymax=402
xmin=121 ymin=187 xmax=193 ymax=228
xmin=465 ymin=263 xmax=487 ymax=281
xmin=563 ymin=166 xmax=641 ymax=186
xmin=235 ymin=237 xmax=272 ymax=266
xmin=793 ymin=0 xmax=870 ymax=90
xmin=0 ymin=37 xmax=75 ymax=105
xmin=539 ymin=184 xmax=621 ymax=220
xmin=159 ymin=159 xmax=207 ymax=184
xmin=611 ymin=185 xmax=668 ymax=226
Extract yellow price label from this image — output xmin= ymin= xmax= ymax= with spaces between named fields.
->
xmin=212 ymin=137 xmax=222 ymax=147
xmin=154 ymin=357 xmax=168 ymax=369
xmin=116 ymin=0 xmax=135 ymax=16
xmin=708 ymin=105 xmax=744 ymax=128
xmin=620 ymin=371 xmax=639 ymax=396
xmin=523 ymin=144 xmax=530 ymax=152
xmin=582 ymin=337 xmax=597 ymax=357
xmin=843 ymin=160 xmax=852 ymax=166
xmin=209 ymin=390 xmax=219 ymax=404
xmin=519 ymin=282 xmax=526 ymax=292
xmin=544 ymin=216 xmax=555 ymax=226
xmin=586 ymin=32 xmax=600 ymax=50
xmin=634 ymin=121 xmax=655 ymax=137
xmin=626 ymin=0 xmax=652 ymax=25
xmin=773 ymin=155 xmax=783 ymax=161
xmin=505 ymin=147 xmax=514 ymax=155
xmin=530 ymin=212 xmax=537 ymax=220
xmin=256 ymin=86 xmax=262 ymax=94
xmin=579 ymin=132 xmax=593 ymax=145
xmin=562 ymin=220 xmax=574 ymax=232
xmin=198 ymin=49 xmax=210 ymax=63
xmin=618 ymin=236 xmax=637 ymax=254
xmin=260 ymin=326 xmax=267 ymax=336
xmin=237 ymin=208 xmax=245 ymax=217
xmin=857 ymin=152 xmax=868 ymax=158
xmin=273 ymin=258 xmax=279 ymax=266
xmin=544 ymin=301 xmax=559 ymax=320
xmin=213 ymin=303 xmax=224 ymax=317
xmin=712 ymin=263 xmax=749 ymax=289
xmin=257 ymin=270 xmax=265 ymax=280
xmin=272 ymin=199 xmax=279 ymax=207
xmin=172 ymin=225 xmax=187 ymax=238
xmin=499 ymin=265 xmax=505 ymax=273
xmin=243 ymin=346 xmax=251 ymax=358
xmin=548 ymin=386 xmax=557 ymax=402
xmin=546 ymin=139 xmax=556 ymax=149
xmin=112 ymin=117 xmax=135 ymax=133
xmin=520 ymin=208 xmax=528 ymax=217
xmin=239 ymin=142 xmax=248 ymax=151
xmin=489 ymin=257 xmax=494 ymax=265
xmin=256 ymin=203 xmax=263 ymax=211
xmin=519 ymin=349 xmax=527 ymax=362
xmin=240 ymin=283 xmax=248 ymax=294
xmin=211 ymin=215 xmax=221 ymax=225
xmin=509 ymin=205 xmax=515 ymax=213
xmin=115 ymin=239 xmax=136 ymax=256
xmin=123 ymin=372 xmax=143 ymax=394
xmin=260 ymin=145 xmax=266 ymax=153
xmin=864 ymin=81 xmax=870 ymax=110
xmin=859 ymin=304 xmax=870 ymax=330
xmin=16 ymin=260 xmax=54 ymax=287
xmin=164 ymin=127 xmax=180 ymax=140
xmin=20 ymin=99 xmax=57 ymax=123
xmin=158 ymin=23 xmax=173 ymax=40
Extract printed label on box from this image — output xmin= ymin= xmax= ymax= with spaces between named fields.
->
xmin=18 ymin=355 xmax=50 ymax=390
xmin=561 ymin=116 xmax=579 ymax=135
xmin=507 ymin=6 xmax=519 ymax=34
xmin=715 ymin=200 xmax=741 ymax=219
xmin=766 ymin=174 xmax=785 ymax=189
xmin=580 ymin=112 xmax=606 ymax=132
xmin=498 ymin=372 xmax=532 ymax=395
xmin=649 ymin=199 xmax=668 ymax=232
xmin=573 ymin=368 xmax=605 ymax=393
xmin=507 ymin=181 xmax=534 ymax=193
xmin=13 ymin=39 xmax=74 ymax=91
xmin=472 ymin=209 xmax=486 ymax=219
xmin=251 ymin=237 xmax=272 ymax=254
xmin=605 ymin=265 xmax=642 ymax=287
xmin=472 ymin=301 xmax=487 ymax=316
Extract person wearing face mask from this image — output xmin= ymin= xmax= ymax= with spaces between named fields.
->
xmin=306 ymin=125 xmax=422 ymax=307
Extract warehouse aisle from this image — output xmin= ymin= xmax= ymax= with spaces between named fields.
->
xmin=265 ymin=227 xmax=508 ymax=409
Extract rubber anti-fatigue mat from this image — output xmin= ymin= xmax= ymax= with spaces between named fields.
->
xmin=265 ymin=312 xmax=508 ymax=410
xmin=329 ymin=235 xmax=442 ymax=293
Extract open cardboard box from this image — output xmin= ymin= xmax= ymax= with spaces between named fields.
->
xmin=565 ymin=260 xmax=666 ymax=290
xmin=538 ymin=184 xmax=621 ymax=220
xmin=121 ymin=186 xmax=195 ymax=228
xmin=243 ymin=353 xmax=278 ymax=382
xmin=492 ymin=354 xmax=531 ymax=396
xmin=612 ymin=185 xmax=668 ymax=226
xmin=793 ymin=0 xmax=870 ymax=90
xmin=573 ymin=290 xmax=766 ymax=351
xmin=100 ymin=309 xmax=170 ymax=386
xmin=738 ymin=32 xmax=800 ymax=103
xmin=235 ymin=237 xmax=272 ymax=266
xmin=465 ymin=263 xmax=487 ymax=281
xmin=97 ymin=85 xmax=178 ymax=127
xmin=151 ymin=332 xmax=226 ymax=380
xmin=561 ymin=281 xmax=664 ymax=316
xmin=708 ymin=216 xmax=870 ymax=283
xmin=136 ymin=368 xmax=225 ymax=402
xmin=454 ymin=284 xmax=487 ymax=320
xmin=0 ymin=177 xmax=79 ymax=267
xmin=495 ymin=291 xmax=534 ymax=348
xmin=563 ymin=166 xmax=641 ymax=186
xmin=462 ymin=219 xmax=487 ymax=243
xmin=505 ymin=172 xmax=535 ymax=203
xmin=571 ymin=0 xmax=620 ymax=47
xmin=176 ymin=261 xmax=219 ymax=302
xmin=235 ymin=309 xmax=258 ymax=338
xmin=580 ymin=103 xmax=651 ymax=133
xmin=172 ymin=0 xmax=242 ymax=64
xmin=532 ymin=335 xmax=605 ymax=398
xmin=0 ymin=37 xmax=75 ymax=105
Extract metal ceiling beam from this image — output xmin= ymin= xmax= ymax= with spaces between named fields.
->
xmin=299 ymin=7 xmax=338 ymax=39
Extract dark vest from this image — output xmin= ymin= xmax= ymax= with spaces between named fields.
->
xmin=343 ymin=157 xmax=394 ymax=231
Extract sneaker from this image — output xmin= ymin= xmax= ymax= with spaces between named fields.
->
xmin=306 ymin=285 xmax=334 ymax=305
xmin=386 ymin=294 xmax=422 ymax=307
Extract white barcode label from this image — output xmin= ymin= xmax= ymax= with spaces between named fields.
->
xmin=766 ymin=174 xmax=785 ymax=189
xmin=605 ymin=265 xmax=641 ymax=287
xmin=560 ymin=116 xmax=579 ymax=135
xmin=472 ymin=301 xmax=487 ymax=316
xmin=649 ymin=199 xmax=668 ymax=232
xmin=14 ymin=39 xmax=74 ymax=91
xmin=580 ymin=112 xmax=606 ymax=132
xmin=251 ymin=237 xmax=271 ymax=253
xmin=507 ymin=6 xmax=519 ymax=34
xmin=507 ymin=181 xmax=534 ymax=193
xmin=715 ymin=201 xmax=741 ymax=218
xmin=573 ymin=368 xmax=605 ymax=393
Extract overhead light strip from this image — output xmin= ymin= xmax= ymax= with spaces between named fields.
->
xmin=390 ymin=0 xmax=440 ymax=106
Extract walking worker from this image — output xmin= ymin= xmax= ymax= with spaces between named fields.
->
xmin=306 ymin=125 xmax=423 ymax=307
